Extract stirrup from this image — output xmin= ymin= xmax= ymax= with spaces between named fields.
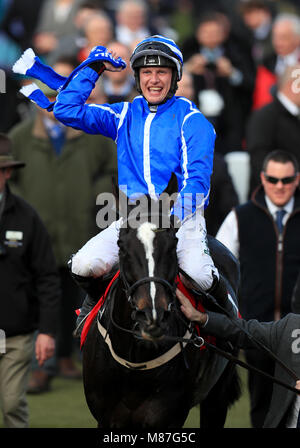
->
xmin=73 ymin=311 xmax=92 ymax=338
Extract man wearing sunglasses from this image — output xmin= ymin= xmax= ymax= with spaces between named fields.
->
xmin=216 ymin=149 xmax=300 ymax=428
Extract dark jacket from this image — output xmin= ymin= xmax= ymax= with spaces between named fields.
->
xmin=203 ymin=311 xmax=300 ymax=427
xmin=235 ymin=186 xmax=300 ymax=321
xmin=246 ymin=97 xmax=300 ymax=193
xmin=0 ymin=185 xmax=60 ymax=337
xmin=205 ymin=152 xmax=239 ymax=236
xmin=292 ymin=270 xmax=300 ymax=314
xmin=9 ymin=114 xmax=118 ymax=266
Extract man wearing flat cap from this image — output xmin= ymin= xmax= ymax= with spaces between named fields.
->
xmin=0 ymin=133 xmax=60 ymax=427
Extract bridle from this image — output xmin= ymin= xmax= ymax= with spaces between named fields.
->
xmin=97 ymin=267 xmax=198 ymax=371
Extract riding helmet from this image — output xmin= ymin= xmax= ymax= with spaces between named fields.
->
xmin=130 ymin=35 xmax=183 ymax=100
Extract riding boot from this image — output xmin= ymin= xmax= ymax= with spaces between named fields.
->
xmin=208 ymin=275 xmax=236 ymax=318
xmin=71 ymin=272 xmax=103 ymax=338
xmin=74 ymin=293 xmax=97 ymax=338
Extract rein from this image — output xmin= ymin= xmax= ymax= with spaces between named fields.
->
xmin=200 ymin=292 xmax=300 ymax=395
xmin=203 ymin=339 xmax=300 ymax=394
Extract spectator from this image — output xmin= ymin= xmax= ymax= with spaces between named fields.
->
xmin=239 ymin=0 xmax=274 ymax=65
xmin=9 ymin=58 xmax=117 ymax=392
xmin=33 ymin=0 xmax=84 ymax=58
xmin=102 ymin=41 xmax=137 ymax=103
xmin=216 ymin=150 xmax=300 ymax=427
xmin=176 ymin=68 xmax=196 ymax=102
xmin=247 ymin=64 xmax=300 ymax=193
xmin=46 ymin=2 xmax=101 ymax=65
xmin=170 ymin=0 xmax=197 ymax=45
xmin=177 ymin=289 xmax=300 ymax=428
xmin=0 ymin=134 xmax=60 ymax=426
xmin=76 ymin=10 xmax=114 ymax=63
xmin=252 ymin=13 xmax=300 ymax=110
xmin=114 ymin=0 xmax=156 ymax=49
xmin=1 ymin=0 xmax=46 ymax=51
xmin=176 ymin=69 xmax=239 ymax=236
xmin=182 ymin=12 xmax=255 ymax=154
xmin=0 ymin=0 xmax=46 ymax=132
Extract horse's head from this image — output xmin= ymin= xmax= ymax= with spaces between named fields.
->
xmin=117 ymin=174 xmax=179 ymax=341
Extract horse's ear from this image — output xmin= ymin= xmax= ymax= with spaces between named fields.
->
xmin=162 ymin=173 xmax=178 ymax=196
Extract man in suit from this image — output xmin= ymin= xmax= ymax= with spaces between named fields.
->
xmin=239 ymin=0 xmax=274 ymax=66
xmin=247 ymin=64 xmax=300 ymax=193
xmin=252 ymin=12 xmax=300 ymax=110
xmin=177 ymin=288 xmax=300 ymax=428
xmin=216 ymin=149 xmax=300 ymax=427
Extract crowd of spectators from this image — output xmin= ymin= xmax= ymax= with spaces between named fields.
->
xmin=0 ymin=0 xmax=300 ymax=428
xmin=1 ymin=1 xmax=300 ymax=165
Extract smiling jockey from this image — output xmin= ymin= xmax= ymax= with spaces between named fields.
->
xmin=13 ymin=35 xmax=235 ymax=327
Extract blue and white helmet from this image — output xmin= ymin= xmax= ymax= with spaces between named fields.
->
xmin=130 ymin=35 xmax=183 ymax=98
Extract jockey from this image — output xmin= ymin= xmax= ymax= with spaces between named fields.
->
xmin=13 ymin=35 xmax=234 ymax=327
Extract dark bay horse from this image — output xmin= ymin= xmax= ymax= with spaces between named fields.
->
xmin=82 ymin=174 xmax=241 ymax=428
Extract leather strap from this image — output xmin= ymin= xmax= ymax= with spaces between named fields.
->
xmin=97 ymin=319 xmax=192 ymax=370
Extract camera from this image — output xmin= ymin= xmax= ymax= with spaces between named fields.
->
xmin=205 ymin=53 xmax=218 ymax=71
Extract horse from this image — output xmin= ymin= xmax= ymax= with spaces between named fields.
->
xmin=81 ymin=174 xmax=241 ymax=428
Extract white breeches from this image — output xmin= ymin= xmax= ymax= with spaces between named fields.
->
xmin=71 ymin=213 xmax=219 ymax=291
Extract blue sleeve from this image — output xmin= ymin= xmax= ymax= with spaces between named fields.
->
xmin=53 ymin=67 xmax=123 ymax=139
xmin=174 ymin=111 xmax=215 ymax=220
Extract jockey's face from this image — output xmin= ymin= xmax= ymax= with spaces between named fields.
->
xmin=139 ymin=66 xmax=172 ymax=104
xmin=260 ymin=160 xmax=300 ymax=207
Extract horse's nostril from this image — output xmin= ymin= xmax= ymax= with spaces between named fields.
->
xmin=142 ymin=324 xmax=164 ymax=340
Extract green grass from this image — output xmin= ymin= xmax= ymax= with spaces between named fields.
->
xmin=0 ymin=358 xmax=251 ymax=428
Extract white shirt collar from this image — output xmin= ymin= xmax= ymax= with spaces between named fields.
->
xmin=275 ymin=48 xmax=300 ymax=75
xmin=281 ymin=48 xmax=300 ymax=64
xmin=277 ymin=91 xmax=299 ymax=116
xmin=116 ymin=25 xmax=149 ymax=47
xmin=265 ymin=195 xmax=294 ymax=222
